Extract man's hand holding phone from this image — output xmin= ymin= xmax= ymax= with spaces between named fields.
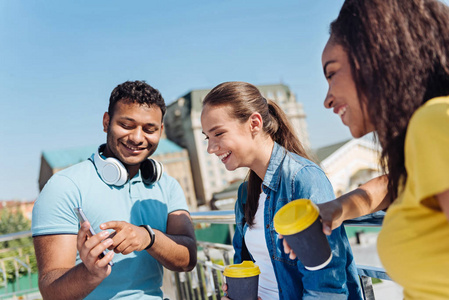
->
xmin=74 ymin=208 xmax=114 ymax=279
xmin=77 ymin=221 xmax=114 ymax=279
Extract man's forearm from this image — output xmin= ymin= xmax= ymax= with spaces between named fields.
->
xmin=147 ymin=231 xmax=197 ymax=272
xmin=39 ymin=263 xmax=102 ymax=300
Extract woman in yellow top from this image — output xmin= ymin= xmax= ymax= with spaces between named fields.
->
xmin=283 ymin=0 xmax=449 ymax=299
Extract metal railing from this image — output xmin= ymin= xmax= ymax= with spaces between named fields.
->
xmin=167 ymin=210 xmax=390 ymax=300
xmin=0 ymin=212 xmax=390 ymax=300
xmin=0 ymin=230 xmax=40 ymax=300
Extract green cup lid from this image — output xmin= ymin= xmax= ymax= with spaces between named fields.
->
xmin=223 ymin=261 xmax=260 ymax=278
xmin=273 ymin=199 xmax=320 ymax=235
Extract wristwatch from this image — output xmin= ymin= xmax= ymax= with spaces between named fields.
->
xmin=139 ymin=225 xmax=156 ymax=250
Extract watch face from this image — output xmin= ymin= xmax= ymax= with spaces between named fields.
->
xmin=149 ymin=225 xmax=155 ymax=237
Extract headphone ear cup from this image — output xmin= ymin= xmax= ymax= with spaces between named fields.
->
xmin=92 ymin=145 xmax=128 ymax=186
xmin=141 ymin=159 xmax=164 ymax=185
xmin=102 ymin=157 xmax=128 ymax=186
xmin=152 ymin=159 xmax=164 ymax=182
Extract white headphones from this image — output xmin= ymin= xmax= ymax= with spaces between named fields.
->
xmin=92 ymin=144 xmax=164 ymax=186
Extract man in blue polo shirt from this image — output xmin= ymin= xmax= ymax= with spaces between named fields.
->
xmin=32 ymin=80 xmax=197 ymax=299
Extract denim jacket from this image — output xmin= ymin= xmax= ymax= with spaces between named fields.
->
xmin=233 ymin=143 xmax=362 ymax=300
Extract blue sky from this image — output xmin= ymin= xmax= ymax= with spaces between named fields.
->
xmin=1 ymin=0 xmax=352 ymax=201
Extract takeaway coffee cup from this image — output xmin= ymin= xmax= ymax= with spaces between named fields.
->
xmin=223 ymin=261 xmax=260 ymax=300
xmin=273 ymin=199 xmax=332 ymax=271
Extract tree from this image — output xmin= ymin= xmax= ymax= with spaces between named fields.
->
xmin=0 ymin=206 xmax=35 ymax=286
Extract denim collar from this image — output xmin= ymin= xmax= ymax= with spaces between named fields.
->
xmin=262 ymin=142 xmax=286 ymax=193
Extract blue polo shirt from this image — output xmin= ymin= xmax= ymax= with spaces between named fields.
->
xmin=32 ymin=154 xmax=189 ymax=299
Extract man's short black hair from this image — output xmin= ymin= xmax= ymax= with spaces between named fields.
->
xmin=108 ymin=80 xmax=166 ymax=119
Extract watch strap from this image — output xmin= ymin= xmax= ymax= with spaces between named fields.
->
xmin=139 ymin=225 xmax=155 ymax=250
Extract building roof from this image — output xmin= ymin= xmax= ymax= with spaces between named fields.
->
xmin=42 ymin=138 xmax=185 ymax=169
xmin=314 ymin=139 xmax=351 ymax=164
xmin=314 ymin=134 xmax=379 ymax=164
xmin=212 ymin=179 xmax=244 ymax=200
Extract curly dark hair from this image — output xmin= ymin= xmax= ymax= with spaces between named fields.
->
xmin=108 ymin=80 xmax=166 ymax=119
xmin=330 ymin=0 xmax=449 ymax=199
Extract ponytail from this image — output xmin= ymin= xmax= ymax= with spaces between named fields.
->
xmin=265 ymin=100 xmax=310 ymax=160
xmin=245 ymin=100 xmax=310 ymax=226
xmin=203 ymin=81 xmax=310 ymax=226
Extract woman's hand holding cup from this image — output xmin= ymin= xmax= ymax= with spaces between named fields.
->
xmin=279 ymin=234 xmax=297 ymax=260
xmin=317 ymin=200 xmax=344 ymax=235
xmin=221 ymin=283 xmax=229 ymax=300
xmin=221 ymin=283 xmax=262 ymax=300
xmin=274 ymin=199 xmax=333 ymax=271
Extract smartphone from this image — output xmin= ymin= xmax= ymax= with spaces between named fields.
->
xmin=74 ymin=207 xmax=114 ymax=266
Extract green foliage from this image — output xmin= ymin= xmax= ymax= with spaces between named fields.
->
xmin=0 ymin=207 xmax=31 ymax=235
xmin=0 ymin=207 xmax=35 ymax=286
xmin=371 ymin=277 xmax=382 ymax=284
xmin=211 ymin=258 xmax=224 ymax=266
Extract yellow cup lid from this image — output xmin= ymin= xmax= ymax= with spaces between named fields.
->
xmin=223 ymin=261 xmax=260 ymax=278
xmin=273 ymin=199 xmax=320 ymax=235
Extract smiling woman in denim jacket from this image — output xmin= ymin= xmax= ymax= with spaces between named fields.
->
xmin=200 ymin=81 xmax=362 ymax=300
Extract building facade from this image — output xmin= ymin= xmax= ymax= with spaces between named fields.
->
xmin=315 ymin=136 xmax=383 ymax=197
xmin=164 ymin=83 xmax=309 ymax=206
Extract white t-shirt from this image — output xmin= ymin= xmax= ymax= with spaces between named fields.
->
xmin=245 ymin=192 xmax=279 ymax=300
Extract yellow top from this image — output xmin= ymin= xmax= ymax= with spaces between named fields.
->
xmin=273 ymin=199 xmax=319 ymax=235
xmin=223 ymin=261 xmax=260 ymax=278
xmin=377 ymin=97 xmax=449 ymax=299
